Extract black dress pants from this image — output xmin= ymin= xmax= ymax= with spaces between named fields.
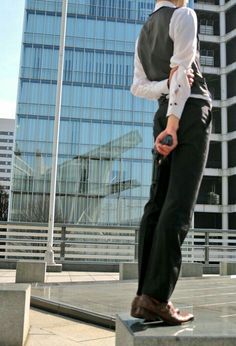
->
xmin=137 ymin=97 xmax=212 ymax=302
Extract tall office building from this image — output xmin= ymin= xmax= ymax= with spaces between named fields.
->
xmin=9 ymin=0 xmax=236 ymax=230
xmin=9 ymin=0 xmax=156 ymax=225
xmin=0 ymin=118 xmax=15 ymax=192
xmin=193 ymin=0 xmax=236 ymax=231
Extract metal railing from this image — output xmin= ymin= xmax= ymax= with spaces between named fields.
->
xmin=0 ymin=222 xmax=137 ymax=263
xmin=199 ymin=25 xmax=214 ymax=36
xmin=0 ymin=222 xmax=236 ymax=265
xmin=200 ymin=55 xmax=215 ymax=67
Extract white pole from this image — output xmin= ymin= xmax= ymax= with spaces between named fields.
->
xmin=45 ymin=0 xmax=68 ymax=264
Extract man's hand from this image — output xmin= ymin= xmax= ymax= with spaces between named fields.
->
xmin=155 ymin=115 xmax=179 ymax=156
xmin=187 ymin=69 xmax=194 ymax=86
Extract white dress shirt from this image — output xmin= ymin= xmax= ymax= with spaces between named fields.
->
xmin=131 ymin=1 xmax=212 ymax=119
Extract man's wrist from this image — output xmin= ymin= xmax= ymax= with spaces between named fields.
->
xmin=167 ymin=114 xmax=180 ymax=131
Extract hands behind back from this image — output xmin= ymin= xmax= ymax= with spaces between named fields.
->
xmin=155 ymin=115 xmax=179 ymax=156
xmin=155 ymin=66 xmax=194 ymax=156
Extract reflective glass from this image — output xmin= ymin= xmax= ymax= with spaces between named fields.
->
xmin=10 ymin=0 xmax=157 ymax=225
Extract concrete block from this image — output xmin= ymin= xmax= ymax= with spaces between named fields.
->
xmin=180 ymin=262 xmax=203 ymax=277
xmin=116 ymin=313 xmax=236 ymax=346
xmin=203 ymin=264 xmax=219 ymax=275
xmin=220 ymin=262 xmax=236 ymax=275
xmin=46 ymin=263 xmax=62 ymax=272
xmin=16 ymin=261 xmax=46 ymax=283
xmin=119 ymin=262 xmax=138 ymax=280
xmin=116 ymin=315 xmax=134 ymax=346
xmin=0 ymin=284 xmax=31 ymax=346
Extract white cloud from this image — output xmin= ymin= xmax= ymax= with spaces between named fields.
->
xmin=0 ymin=100 xmax=16 ymax=119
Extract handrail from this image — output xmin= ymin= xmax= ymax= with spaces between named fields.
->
xmin=0 ymin=221 xmax=135 ymax=231
xmin=1 ymin=222 xmax=236 ymax=264
xmin=1 ymin=222 xmax=236 ymax=233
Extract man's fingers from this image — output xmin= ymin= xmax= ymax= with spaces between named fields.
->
xmin=187 ymin=71 xmax=194 ymax=77
xmin=156 ymin=143 xmax=169 ymax=155
xmin=187 ymin=71 xmax=194 ymax=86
xmin=155 ymin=128 xmax=178 ymax=157
xmin=188 ymin=78 xmax=194 ymax=86
xmin=156 ymin=143 xmax=176 ymax=156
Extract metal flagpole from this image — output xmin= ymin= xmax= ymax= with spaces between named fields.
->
xmin=45 ymin=0 xmax=68 ymax=265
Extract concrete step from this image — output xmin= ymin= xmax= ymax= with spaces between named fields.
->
xmin=116 ymin=312 xmax=236 ymax=346
xmin=220 ymin=262 xmax=236 ymax=275
xmin=119 ymin=262 xmax=203 ymax=281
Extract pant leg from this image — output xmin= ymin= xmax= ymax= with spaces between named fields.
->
xmin=141 ymin=98 xmax=212 ymax=302
xmin=137 ymin=104 xmax=171 ymax=295
xmin=137 ymin=153 xmax=171 ymax=295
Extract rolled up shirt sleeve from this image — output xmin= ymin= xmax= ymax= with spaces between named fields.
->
xmin=130 ymin=40 xmax=169 ymax=100
xmin=167 ymin=66 xmax=191 ymax=119
xmin=167 ymin=7 xmax=198 ymax=119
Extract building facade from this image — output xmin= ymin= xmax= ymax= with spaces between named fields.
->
xmin=193 ymin=0 xmax=236 ymax=231
xmin=9 ymin=0 xmax=156 ymax=225
xmin=9 ymin=0 xmax=236 ymax=231
xmin=0 ymin=118 xmax=15 ymax=192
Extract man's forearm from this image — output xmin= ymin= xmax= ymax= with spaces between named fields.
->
xmin=167 ymin=114 xmax=180 ymax=131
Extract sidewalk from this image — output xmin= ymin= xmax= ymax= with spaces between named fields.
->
xmin=27 ymin=308 xmax=115 ymax=346
xmin=0 ymin=269 xmax=119 ymax=284
xmin=2 ymin=270 xmax=236 ymax=345
xmin=0 ymin=269 xmax=118 ymax=346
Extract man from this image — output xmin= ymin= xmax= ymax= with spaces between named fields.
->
xmin=130 ymin=0 xmax=212 ymax=325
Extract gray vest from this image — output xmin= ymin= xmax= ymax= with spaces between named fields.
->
xmin=138 ymin=7 xmax=210 ymax=98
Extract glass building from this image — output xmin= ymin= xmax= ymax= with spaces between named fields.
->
xmin=9 ymin=0 xmax=156 ymax=226
xmin=10 ymin=0 xmax=234 ymax=232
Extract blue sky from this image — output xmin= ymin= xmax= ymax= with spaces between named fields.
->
xmin=0 ymin=0 xmax=25 ymax=119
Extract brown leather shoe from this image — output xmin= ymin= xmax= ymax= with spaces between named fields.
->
xmin=131 ymin=295 xmax=141 ymax=317
xmin=139 ymin=294 xmax=194 ymax=326
xmin=131 ymin=295 xmax=140 ymax=306
xmin=168 ymin=301 xmax=180 ymax=314
xmin=131 ymin=295 xmax=158 ymax=321
xmin=131 ymin=296 xmax=180 ymax=319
